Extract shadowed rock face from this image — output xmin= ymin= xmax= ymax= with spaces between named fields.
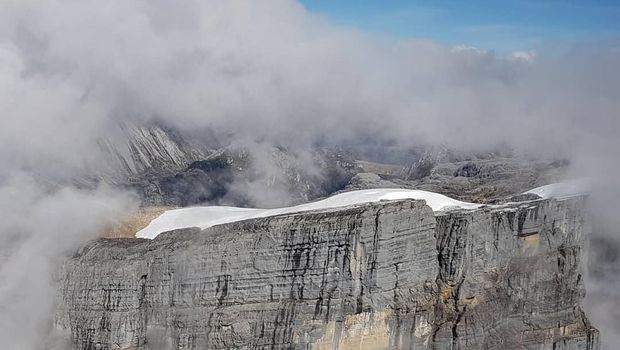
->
xmin=97 ymin=122 xmax=568 ymax=209
xmin=347 ymin=157 xmax=568 ymax=205
xmin=432 ymin=198 xmax=598 ymax=349
xmin=51 ymin=198 xmax=598 ymax=349
xmin=146 ymin=147 xmax=358 ymax=208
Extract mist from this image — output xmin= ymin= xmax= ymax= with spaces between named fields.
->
xmin=0 ymin=0 xmax=618 ymax=348
xmin=0 ymin=175 xmax=137 ymax=349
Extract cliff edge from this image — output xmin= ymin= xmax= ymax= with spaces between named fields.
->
xmin=51 ymin=197 xmax=598 ymax=349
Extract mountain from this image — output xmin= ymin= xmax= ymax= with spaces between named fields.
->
xmin=95 ymin=122 xmax=359 ymax=208
xmin=93 ymin=121 xmax=569 ymax=208
xmin=98 ymin=122 xmax=211 ymax=182
xmin=51 ymin=194 xmax=598 ymax=349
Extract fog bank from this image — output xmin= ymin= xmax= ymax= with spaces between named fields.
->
xmin=0 ymin=0 xmax=618 ymax=347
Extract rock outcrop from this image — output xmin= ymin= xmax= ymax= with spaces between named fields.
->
xmin=431 ymin=197 xmax=597 ymax=349
xmin=94 ymin=122 xmax=358 ymax=208
xmin=147 ymin=147 xmax=358 ymax=208
xmin=345 ymin=157 xmax=568 ymax=205
xmin=99 ymin=122 xmax=210 ymax=182
xmin=51 ymin=197 xmax=598 ymax=349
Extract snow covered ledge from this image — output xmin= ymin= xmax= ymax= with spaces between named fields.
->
xmin=524 ymin=178 xmax=590 ymax=200
xmin=136 ymin=180 xmax=589 ymax=239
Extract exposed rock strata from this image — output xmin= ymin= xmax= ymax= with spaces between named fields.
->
xmin=345 ymin=157 xmax=568 ymax=204
xmin=431 ymin=197 xmax=597 ymax=349
xmin=148 ymin=147 xmax=358 ymax=208
xmin=99 ymin=122 xmax=209 ymax=181
xmin=52 ymin=198 xmax=598 ymax=349
xmin=94 ymin=121 xmax=568 ymax=208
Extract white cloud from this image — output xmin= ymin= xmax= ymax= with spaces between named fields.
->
xmin=0 ymin=1 xmax=618 ymax=347
xmin=451 ymin=44 xmax=489 ymax=55
xmin=508 ymin=49 xmax=537 ymax=63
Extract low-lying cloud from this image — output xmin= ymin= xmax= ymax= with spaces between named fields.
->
xmin=0 ymin=175 xmax=137 ymax=349
xmin=0 ymin=0 xmax=618 ymax=348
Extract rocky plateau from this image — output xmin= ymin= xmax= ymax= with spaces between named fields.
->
xmin=51 ymin=195 xmax=598 ymax=349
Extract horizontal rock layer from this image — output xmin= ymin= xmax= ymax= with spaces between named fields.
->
xmin=432 ymin=197 xmax=598 ymax=349
xmin=51 ymin=197 xmax=599 ymax=349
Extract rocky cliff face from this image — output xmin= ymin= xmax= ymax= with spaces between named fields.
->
xmin=98 ymin=122 xmax=209 ymax=182
xmin=431 ymin=197 xmax=597 ymax=349
xmin=147 ymin=147 xmax=358 ymax=208
xmin=51 ymin=197 xmax=598 ymax=349
xmin=93 ymin=121 xmax=567 ymax=208
xmin=346 ymin=157 xmax=567 ymax=204
xmin=94 ymin=122 xmax=359 ymax=208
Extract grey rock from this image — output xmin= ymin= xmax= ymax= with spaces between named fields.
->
xmin=93 ymin=122 xmax=569 ymax=208
xmin=345 ymin=173 xmax=399 ymax=190
xmin=99 ymin=122 xmax=210 ymax=182
xmin=431 ymin=197 xmax=598 ymax=349
xmin=142 ymin=146 xmax=359 ymax=208
xmin=345 ymin=157 xmax=569 ymax=204
xmin=506 ymin=192 xmax=543 ymax=202
xmin=416 ymin=157 xmax=568 ymax=203
xmin=453 ymin=162 xmax=480 ymax=177
xmin=52 ymin=197 xmax=598 ymax=349
xmin=94 ymin=122 xmax=359 ymax=208
xmin=406 ymin=157 xmax=435 ymax=180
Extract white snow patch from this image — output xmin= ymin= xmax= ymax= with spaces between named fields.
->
xmin=524 ymin=179 xmax=590 ymax=200
xmin=137 ymin=180 xmax=591 ymax=239
xmin=136 ymin=189 xmax=481 ymax=239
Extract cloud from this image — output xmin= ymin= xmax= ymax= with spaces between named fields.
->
xmin=1 ymin=0 xmax=618 ymax=158
xmin=0 ymin=0 xmax=618 ymax=347
xmin=0 ymin=175 xmax=137 ymax=349
xmin=508 ymin=49 xmax=537 ymax=62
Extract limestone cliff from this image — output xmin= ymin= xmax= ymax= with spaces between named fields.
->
xmin=51 ymin=197 xmax=598 ymax=349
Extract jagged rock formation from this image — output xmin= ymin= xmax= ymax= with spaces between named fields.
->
xmin=142 ymin=147 xmax=358 ymax=208
xmin=90 ymin=121 xmax=570 ymax=210
xmin=99 ymin=122 xmax=210 ymax=182
xmin=344 ymin=157 xmax=568 ymax=204
xmin=94 ymin=121 xmax=358 ymax=207
xmin=92 ymin=121 xmax=568 ymax=208
xmin=52 ymin=196 xmax=598 ymax=349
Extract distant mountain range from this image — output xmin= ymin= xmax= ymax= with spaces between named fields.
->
xmin=93 ymin=121 xmax=570 ymax=209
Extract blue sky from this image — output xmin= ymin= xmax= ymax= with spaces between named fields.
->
xmin=300 ymin=0 xmax=620 ymax=54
